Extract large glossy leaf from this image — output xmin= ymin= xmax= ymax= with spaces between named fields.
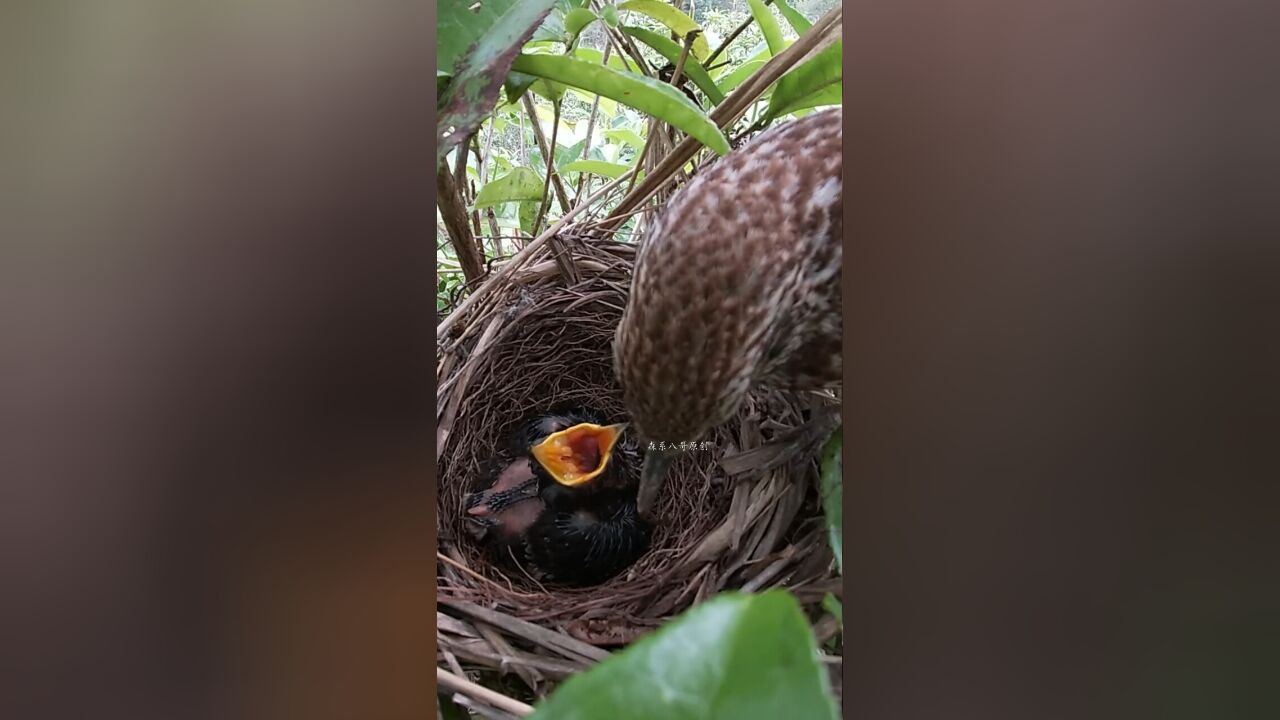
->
xmin=532 ymin=7 xmax=568 ymax=43
xmin=474 ymin=167 xmax=545 ymax=208
xmin=437 ymin=0 xmax=558 ymax=163
xmin=604 ymin=128 xmax=646 ymax=151
xmin=747 ymin=0 xmax=786 ymax=56
xmin=773 ymin=0 xmax=813 ymax=34
xmin=820 ymin=428 xmax=843 ymax=574
xmin=621 ymin=26 xmax=725 ymax=105
xmin=573 ymin=46 xmax=640 ymax=73
xmin=519 ymin=199 xmax=540 ymax=235
xmin=767 ymin=40 xmax=843 ymax=121
xmin=562 ymin=159 xmax=632 ymax=179
xmin=564 ymin=8 xmax=598 ymax=41
xmin=528 ymin=591 xmax=838 ymax=720
xmin=600 ymin=3 xmax=620 ymax=27
xmin=617 ymin=0 xmax=711 ymax=61
xmin=509 ymin=54 xmax=730 ymax=155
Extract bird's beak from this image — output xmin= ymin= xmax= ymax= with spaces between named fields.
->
xmin=531 ymin=422 xmax=628 ymax=487
xmin=637 ymin=447 xmax=676 ymax=521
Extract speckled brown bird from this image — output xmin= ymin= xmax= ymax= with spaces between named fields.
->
xmin=614 ymin=107 xmax=842 ymax=519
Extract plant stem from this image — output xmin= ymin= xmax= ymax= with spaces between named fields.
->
xmin=532 ymin=99 xmax=562 ymax=237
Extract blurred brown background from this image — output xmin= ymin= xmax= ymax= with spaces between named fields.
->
xmin=1 ymin=2 xmax=435 ymax=718
xmin=846 ymin=0 xmax=1279 ymax=717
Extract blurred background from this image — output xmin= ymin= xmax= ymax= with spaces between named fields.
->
xmin=1 ymin=2 xmax=434 ymax=718
xmin=2 ymin=0 xmax=1278 ymax=719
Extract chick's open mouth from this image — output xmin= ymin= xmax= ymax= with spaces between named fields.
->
xmin=531 ymin=423 xmax=625 ymax=486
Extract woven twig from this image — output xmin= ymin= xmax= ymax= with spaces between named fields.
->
xmin=436 ymin=234 xmax=840 ymax=699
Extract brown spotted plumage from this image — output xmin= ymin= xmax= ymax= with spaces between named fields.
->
xmin=614 ymin=108 xmax=842 ymax=519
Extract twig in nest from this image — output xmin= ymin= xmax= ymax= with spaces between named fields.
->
xmin=436 ymin=169 xmax=634 ymax=338
xmin=437 ymin=666 xmax=534 ymax=718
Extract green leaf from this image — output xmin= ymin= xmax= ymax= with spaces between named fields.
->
xmin=717 ymin=59 xmax=765 ymax=94
xmin=767 ymin=40 xmax=842 ymax=120
xmin=564 ymin=8 xmax=598 ymax=40
xmin=617 ymin=0 xmax=711 ymax=61
xmin=562 ymin=160 xmax=632 ymax=179
xmin=573 ymin=46 xmax=640 ymax=73
xmin=747 ymin=0 xmax=786 ymax=56
xmin=528 ymin=591 xmax=838 ymax=720
xmin=505 ymin=68 xmax=569 ymax=104
xmin=509 ymin=54 xmax=730 ymax=155
xmin=773 ymin=0 xmax=813 ymax=34
xmin=437 ymin=0 xmax=558 ymax=164
xmin=820 ymin=428 xmax=843 ymax=575
xmin=474 ymin=167 xmax=545 ymax=208
xmin=823 ymin=593 xmax=843 ymax=629
xmin=519 ymin=199 xmax=540 ymax=235
xmin=532 ymin=7 xmax=568 ymax=43
xmin=557 ymin=138 xmax=587 ymax=168
xmin=604 ymin=128 xmax=646 ymax=151
xmin=621 ymin=26 xmax=725 ymax=106
xmin=600 ymin=4 xmax=620 ymax=27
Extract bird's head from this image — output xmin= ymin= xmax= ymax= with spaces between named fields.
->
xmin=613 ymin=205 xmax=784 ymax=521
xmin=528 ymin=421 xmax=628 ymax=490
xmin=613 ymin=108 xmax=843 ymax=521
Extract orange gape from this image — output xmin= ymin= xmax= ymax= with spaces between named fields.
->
xmin=530 ymin=422 xmax=626 ymax=487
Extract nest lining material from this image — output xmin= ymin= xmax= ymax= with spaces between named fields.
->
xmin=437 ymin=237 xmax=839 ymax=663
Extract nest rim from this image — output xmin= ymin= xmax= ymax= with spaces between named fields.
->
xmin=436 ymin=238 xmax=837 ymax=634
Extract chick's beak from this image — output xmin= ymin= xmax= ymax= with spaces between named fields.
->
xmin=531 ymin=422 xmax=628 ymax=486
xmin=636 ymin=448 xmax=675 ymax=521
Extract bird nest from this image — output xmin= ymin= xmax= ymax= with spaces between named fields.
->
xmin=436 ymin=235 xmax=840 ymax=697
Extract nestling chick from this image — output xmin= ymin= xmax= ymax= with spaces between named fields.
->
xmin=614 ymin=108 xmax=843 ymax=519
xmin=464 ymin=408 xmax=651 ymax=586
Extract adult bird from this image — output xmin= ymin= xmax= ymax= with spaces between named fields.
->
xmin=464 ymin=408 xmax=651 ymax=586
xmin=614 ymin=107 xmax=843 ymax=520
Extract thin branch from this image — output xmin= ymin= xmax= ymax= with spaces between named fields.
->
xmin=625 ymin=31 xmax=697 ymax=196
xmin=437 ymin=161 xmax=485 ymax=283
xmin=480 ymin=117 xmax=503 ymax=252
xmin=436 ymin=168 xmax=635 ymax=338
xmin=521 ymin=93 xmax=571 ymax=213
xmin=532 ymin=99 xmax=562 ymax=237
xmin=591 ymin=0 xmax=652 ymax=76
xmin=574 ymin=43 xmax=612 ymax=201
xmin=436 ymin=667 xmax=533 ymax=718
xmin=705 ymin=0 xmax=775 ymax=67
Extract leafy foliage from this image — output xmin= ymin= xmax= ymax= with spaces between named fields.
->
xmin=767 ymin=40 xmax=842 ymax=120
xmin=510 ymin=54 xmax=730 ymax=155
xmin=475 ymin=167 xmax=546 ymax=207
xmin=528 ymin=591 xmax=839 ymax=720
xmin=437 ymin=0 xmax=559 ymax=163
xmin=437 ymin=0 xmax=842 ymax=319
xmin=622 ymin=26 xmax=726 ymax=105
xmin=746 ymin=0 xmax=786 ymax=56
xmin=617 ymin=0 xmax=712 ymax=60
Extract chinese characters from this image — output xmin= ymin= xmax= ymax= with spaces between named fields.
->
xmin=646 ymin=441 xmax=714 ymax=452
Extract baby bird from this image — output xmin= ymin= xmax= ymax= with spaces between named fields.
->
xmin=464 ymin=408 xmax=651 ymax=586
xmin=614 ymin=108 xmax=843 ymax=519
